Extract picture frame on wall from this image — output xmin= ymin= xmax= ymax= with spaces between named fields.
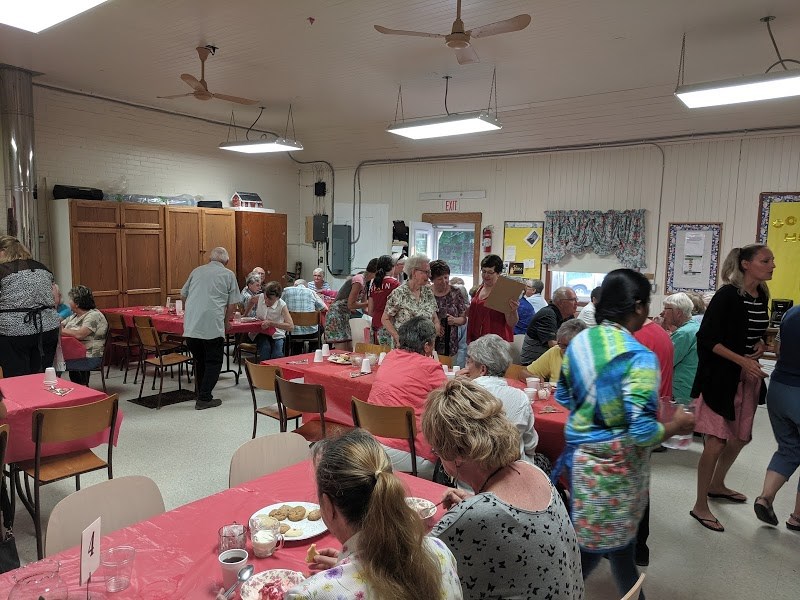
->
xmin=665 ymin=222 xmax=722 ymax=293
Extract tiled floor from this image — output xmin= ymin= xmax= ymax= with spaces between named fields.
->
xmin=9 ymin=364 xmax=799 ymax=598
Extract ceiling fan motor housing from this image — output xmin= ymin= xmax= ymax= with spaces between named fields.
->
xmin=446 ymin=33 xmax=470 ymax=49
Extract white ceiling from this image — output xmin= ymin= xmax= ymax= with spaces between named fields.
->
xmin=2 ymin=0 xmax=800 ymax=166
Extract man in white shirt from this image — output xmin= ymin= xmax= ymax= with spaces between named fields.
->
xmin=577 ymin=286 xmax=601 ymax=326
xmin=181 ymin=247 xmax=240 ymax=410
xmin=524 ymin=279 xmax=547 ymax=313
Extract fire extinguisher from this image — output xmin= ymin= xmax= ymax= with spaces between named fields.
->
xmin=482 ymin=226 xmax=493 ymax=254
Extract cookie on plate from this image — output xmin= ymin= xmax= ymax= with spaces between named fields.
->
xmin=279 ymin=523 xmax=291 ymax=534
xmin=288 ymin=506 xmax=307 ymax=522
xmin=307 ymin=508 xmax=322 ymax=521
xmin=284 ymin=528 xmax=304 ymax=538
xmin=269 ymin=507 xmax=289 ymax=520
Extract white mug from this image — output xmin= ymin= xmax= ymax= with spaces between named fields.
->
xmin=252 ymin=530 xmax=284 ymax=558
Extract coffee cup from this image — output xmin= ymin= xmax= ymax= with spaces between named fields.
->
xmin=526 ymin=377 xmax=540 ymax=390
xmin=175 ymin=299 xmax=184 ymax=315
xmin=218 ymin=523 xmax=247 ymax=553
xmin=44 ymin=367 xmax=57 ymax=385
xmin=218 ymin=549 xmax=248 ymax=589
xmin=321 ymin=343 xmax=331 ymax=356
xmin=523 ymin=388 xmax=537 ymax=402
xmin=313 ymin=349 xmax=324 ymax=362
xmin=252 ymin=529 xmax=284 ymax=558
xmin=360 ymin=358 xmax=372 ymax=374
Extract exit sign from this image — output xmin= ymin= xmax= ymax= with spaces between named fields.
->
xmin=443 ymin=199 xmax=459 ymax=212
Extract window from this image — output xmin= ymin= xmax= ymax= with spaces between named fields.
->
xmin=550 ymin=271 xmax=606 ymax=301
xmin=436 ymin=229 xmax=474 ymax=290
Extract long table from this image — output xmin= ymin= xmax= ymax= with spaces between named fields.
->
xmin=0 ymin=374 xmax=123 ymax=463
xmin=263 ymin=352 xmax=569 ymax=461
xmin=0 ymin=460 xmax=448 ymax=598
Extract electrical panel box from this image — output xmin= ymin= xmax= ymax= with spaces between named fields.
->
xmin=331 ymin=224 xmax=351 ymax=275
xmin=312 ymin=214 xmax=328 ymax=243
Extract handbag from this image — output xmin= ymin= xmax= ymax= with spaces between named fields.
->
xmin=0 ymin=529 xmax=20 ymax=573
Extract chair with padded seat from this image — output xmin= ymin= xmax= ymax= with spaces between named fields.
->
xmin=244 ymin=359 xmax=301 ymax=437
xmin=135 ymin=325 xmax=193 ymax=409
xmin=10 ymin=394 xmax=119 ymax=559
xmin=354 ymin=342 xmax=391 ymax=355
xmin=351 ymin=397 xmax=418 ymax=476
xmin=45 ymin=475 xmax=165 ymax=557
xmin=228 ymin=432 xmax=311 ymax=487
xmin=286 ymin=311 xmax=322 ymax=356
xmin=274 ymin=376 xmax=353 ymax=444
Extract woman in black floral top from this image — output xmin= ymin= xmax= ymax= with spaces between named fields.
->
xmin=430 ymin=260 xmax=467 ymax=359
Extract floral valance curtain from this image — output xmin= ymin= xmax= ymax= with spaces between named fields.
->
xmin=543 ymin=209 xmax=646 ymax=268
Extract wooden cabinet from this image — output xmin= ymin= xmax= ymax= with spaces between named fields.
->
xmin=165 ymin=207 xmax=236 ymax=296
xmin=235 ymin=210 xmax=287 ymax=287
xmin=69 ymin=200 xmax=166 ymax=308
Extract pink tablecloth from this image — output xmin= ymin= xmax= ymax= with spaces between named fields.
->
xmin=0 ymin=460 xmax=449 ymax=598
xmin=0 ymin=374 xmax=124 ymax=463
xmin=264 ymin=353 xmax=569 ymax=461
xmin=102 ymin=306 xmax=263 ymax=335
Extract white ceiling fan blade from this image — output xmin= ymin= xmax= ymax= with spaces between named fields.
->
xmin=469 ymin=14 xmax=531 ymax=38
xmin=180 ymin=73 xmax=206 ymax=92
xmin=455 ymin=45 xmax=480 ymax=65
xmin=212 ymin=92 xmax=260 ymax=105
xmin=374 ymin=24 xmax=444 ymax=38
xmin=157 ymin=93 xmax=194 ymax=99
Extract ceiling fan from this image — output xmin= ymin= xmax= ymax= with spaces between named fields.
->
xmin=157 ymin=46 xmax=259 ymax=105
xmin=374 ymin=0 xmax=531 ymax=65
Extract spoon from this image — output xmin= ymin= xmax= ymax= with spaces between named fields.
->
xmin=223 ymin=564 xmax=254 ymax=599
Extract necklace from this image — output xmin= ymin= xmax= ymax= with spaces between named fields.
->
xmin=477 ymin=464 xmax=517 ymax=494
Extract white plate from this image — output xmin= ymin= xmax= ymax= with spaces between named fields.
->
xmin=327 ymin=354 xmax=351 ymax=365
xmin=238 ymin=316 xmax=259 ymax=323
xmin=249 ymin=502 xmax=327 ymax=542
xmin=240 ymin=569 xmax=306 ymax=600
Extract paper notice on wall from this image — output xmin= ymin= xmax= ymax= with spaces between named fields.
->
xmin=504 ymin=245 xmax=516 ymax=261
xmin=683 ymin=256 xmax=703 ymax=275
xmin=684 ymin=232 xmax=705 ymax=256
xmin=523 ymin=259 xmax=536 ymax=269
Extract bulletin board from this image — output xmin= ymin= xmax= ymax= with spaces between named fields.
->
xmin=503 ymin=221 xmax=544 ymax=279
xmin=665 ymin=223 xmax=722 ymax=293
xmin=757 ymin=192 xmax=800 ymax=305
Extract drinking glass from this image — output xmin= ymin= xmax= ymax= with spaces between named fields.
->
xmin=101 ymin=546 xmax=136 ymax=593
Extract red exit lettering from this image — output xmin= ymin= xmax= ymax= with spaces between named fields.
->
xmin=444 ymin=199 xmax=458 ymax=212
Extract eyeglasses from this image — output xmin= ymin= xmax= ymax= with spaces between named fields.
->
xmin=481 ymin=269 xmax=498 ymax=276
xmin=415 ymin=268 xmax=431 ymax=276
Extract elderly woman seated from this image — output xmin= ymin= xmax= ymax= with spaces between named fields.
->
xmin=366 ymin=315 xmax=447 ymax=479
xmin=241 ymin=272 xmax=263 ymax=317
xmin=285 ymin=429 xmax=462 ymax=599
xmin=60 ymin=285 xmax=108 ymax=385
xmin=662 ymin=292 xmax=700 ymax=400
xmin=461 ymin=334 xmax=540 ymax=467
xmin=424 ymin=379 xmax=584 ymax=600
xmin=527 ymin=319 xmax=588 ymax=383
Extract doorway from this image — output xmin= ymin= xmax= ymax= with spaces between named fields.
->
xmin=413 ymin=212 xmax=482 ymax=289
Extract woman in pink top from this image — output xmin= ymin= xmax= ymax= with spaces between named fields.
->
xmin=367 ymin=316 xmax=447 ymax=479
xmin=368 ymin=255 xmax=400 ymax=346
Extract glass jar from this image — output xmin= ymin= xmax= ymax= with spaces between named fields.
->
xmin=10 ymin=559 xmax=69 ymax=600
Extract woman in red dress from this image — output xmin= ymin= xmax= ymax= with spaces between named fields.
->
xmin=368 ymin=255 xmax=400 ymax=346
xmin=466 ymin=254 xmax=519 ymax=343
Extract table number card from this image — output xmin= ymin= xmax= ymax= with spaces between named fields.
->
xmin=80 ymin=517 xmax=101 ymax=585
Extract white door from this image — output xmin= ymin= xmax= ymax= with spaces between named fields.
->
xmin=409 ymin=221 xmax=435 ymax=258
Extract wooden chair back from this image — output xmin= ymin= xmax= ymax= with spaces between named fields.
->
xmin=437 ymin=354 xmax=454 ymax=368
xmin=133 ymin=315 xmax=153 ymax=328
xmin=105 ymin=312 xmax=127 ymax=332
xmin=0 ymin=365 xmax=3 ymax=379
xmin=229 ymin=433 xmax=311 ymax=487
xmin=351 ymin=397 xmax=417 ymax=476
xmin=505 ymin=363 xmax=529 ymax=382
xmin=33 ymin=395 xmax=119 ymax=445
xmin=244 ymin=360 xmax=282 ymax=392
xmin=45 ymin=476 xmax=165 ymax=557
xmin=274 ymin=377 xmax=327 ymax=415
xmin=135 ymin=325 xmax=162 ymax=352
xmin=620 ymin=574 xmax=646 ymax=600
xmin=355 ymin=343 xmax=390 ymax=355
xmin=289 ymin=311 xmax=319 ymax=327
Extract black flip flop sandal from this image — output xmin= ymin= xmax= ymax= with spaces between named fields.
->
xmin=690 ymin=510 xmax=725 ymax=532
xmin=787 ymin=513 xmax=800 ymax=532
xmin=754 ymin=497 xmax=778 ymax=526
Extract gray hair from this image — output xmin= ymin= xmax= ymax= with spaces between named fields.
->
xmin=294 ymin=279 xmax=307 ymax=286
xmin=664 ymin=292 xmax=694 ymax=319
xmin=530 ymin=279 xmax=544 ymax=294
xmin=466 ymin=334 xmax=512 ymax=378
xmin=557 ymin=319 xmax=587 ymax=343
xmin=245 ymin=272 xmax=262 ymax=285
xmin=552 ymin=286 xmax=572 ymax=303
xmin=209 ymin=247 xmax=229 ymax=264
xmin=313 ymin=267 xmax=324 ymax=276
xmin=397 ymin=316 xmax=436 ymax=355
xmin=404 ymin=254 xmax=429 ymax=277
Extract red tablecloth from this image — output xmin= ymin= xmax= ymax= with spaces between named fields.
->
xmin=264 ymin=353 xmax=568 ymax=461
xmin=0 ymin=374 xmax=124 ymax=463
xmin=102 ymin=306 xmax=263 ymax=336
xmin=0 ymin=460 xmax=449 ymax=598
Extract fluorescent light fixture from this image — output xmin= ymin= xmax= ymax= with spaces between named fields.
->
xmin=0 ymin=1 xmax=111 ymax=33
xmin=219 ymin=138 xmax=303 ymax=154
xmin=675 ymin=69 xmax=800 ymax=108
xmin=387 ymin=112 xmax=501 ymax=140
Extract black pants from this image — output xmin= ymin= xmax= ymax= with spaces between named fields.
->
xmin=186 ymin=337 xmax=224 ymax=402
xmin=0 ymin=328 xmax=59 ymax=377
xmin=636 ymin=498 xmax=650 ymax=553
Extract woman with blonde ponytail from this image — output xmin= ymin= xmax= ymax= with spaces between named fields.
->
xmin=285 ymin=429 xmax=462 ymax=600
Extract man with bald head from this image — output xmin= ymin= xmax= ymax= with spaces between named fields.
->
xmin=520 ymin=286 xmax=578 ymax=365
xmin=181 ymin=247 xmax=239 ymax=410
